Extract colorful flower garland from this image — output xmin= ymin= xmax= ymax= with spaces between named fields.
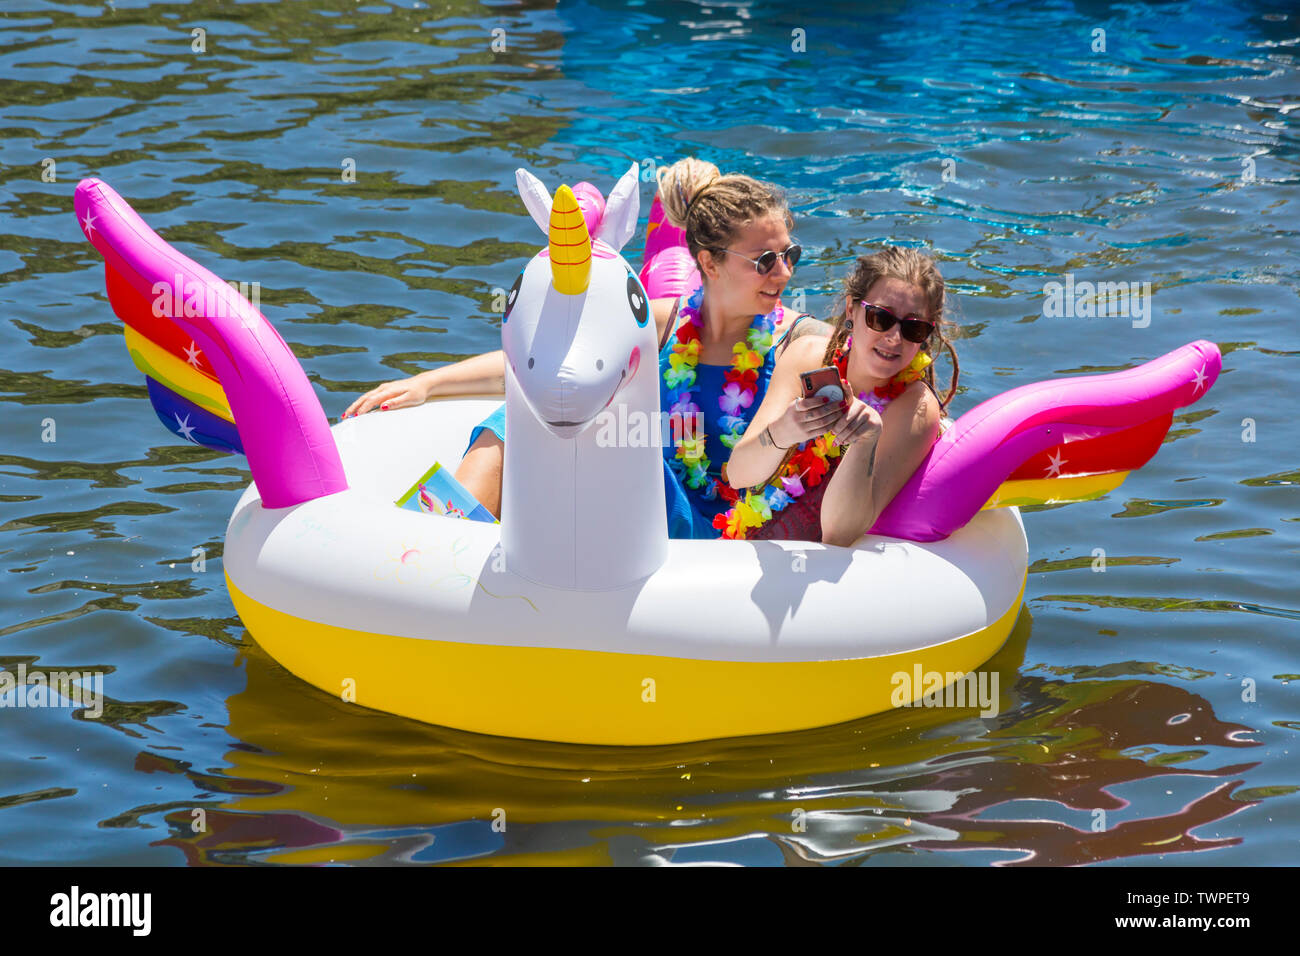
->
xmin=662 ymin=287 xmax=782 ymax=497
xmin=713 ymin=340 xmax=932 ymax=540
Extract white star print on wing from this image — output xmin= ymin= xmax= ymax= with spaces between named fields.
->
xmin=174 ymin=413 xmax=197 ymax=442
xmin=1044 ymin=449 xmax=1066 ymax=477
xmin=184 ymin=341 xmax=203 ymax=368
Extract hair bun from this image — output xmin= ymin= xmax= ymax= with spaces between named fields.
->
xmin=683 ymin=173 xmax=720 ymax=221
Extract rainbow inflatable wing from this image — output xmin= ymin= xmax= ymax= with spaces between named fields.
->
xmin=75 ymin=178 xmax=347 ymax=508
xmin=869 ymin=341 xmax=1221 ymax=541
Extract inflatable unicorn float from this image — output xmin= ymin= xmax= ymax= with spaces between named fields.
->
xmin=73 ymin=168 xmax=1221 ymax=745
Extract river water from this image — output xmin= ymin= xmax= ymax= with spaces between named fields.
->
xmin=0 ymin=0 xmax=1296 ymax=865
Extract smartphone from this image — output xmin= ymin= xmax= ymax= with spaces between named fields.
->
xmin=800 ymin=365 xmax=844 ymax=403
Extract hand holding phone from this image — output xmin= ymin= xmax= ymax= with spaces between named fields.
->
xmin=800 ymin=365 xmax=844 ymax=404
xmin=766 ymin=365 xmax=846 ymax=448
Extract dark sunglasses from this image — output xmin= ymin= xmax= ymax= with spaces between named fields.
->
xmin=716 ymin=243 xmax=802 ymax=275
xmin=858 ymin=300 xmax=934 ymax=344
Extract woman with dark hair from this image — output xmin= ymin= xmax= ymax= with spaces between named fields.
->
xmin=723 ymin=247 xmax=960 ymax=545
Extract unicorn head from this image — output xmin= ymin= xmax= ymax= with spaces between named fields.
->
xmin=499 ymin=164 xmax=668 ymax=590
xmin=502 ymin=164 xmax=647 ymax=438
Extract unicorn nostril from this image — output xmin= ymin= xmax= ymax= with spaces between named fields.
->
xmin=528 ymin=357 xmax=534 ymax=369
xmin=596 ymin=358 xmax=604 ymax=371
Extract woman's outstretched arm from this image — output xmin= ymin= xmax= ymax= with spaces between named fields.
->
xmin=342 ymin=350 xmax=506 ymax=419
xmin=344 ymin=299 xmax=678 ymax=421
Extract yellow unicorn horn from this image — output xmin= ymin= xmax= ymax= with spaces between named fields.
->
xmin=548 ymin=185 xmax=591 ymax=296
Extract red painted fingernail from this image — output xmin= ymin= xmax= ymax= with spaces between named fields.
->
xmin=381 ymin=404 xmax=388 ymax=410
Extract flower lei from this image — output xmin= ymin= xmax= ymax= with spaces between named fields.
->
xmin=712 ymin=340 xmax=932 ymax=540
xmin=663 ymin=286 xmax=781 ymax=497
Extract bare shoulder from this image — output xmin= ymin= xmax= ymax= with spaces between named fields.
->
xmin=786 ymin=316 xmax=834 ymax=343
xmin=650 ymin=297 xmax=680 ymax=349
xmin=884 ymin=380 xmax=942 ymax=434
xmin=776 ymin=316 xmax=833 ymax=356
xmin=775 ymin=332 xmax=831 ymax=373
xmin=651 ymin=296 xmax=678 ymax=328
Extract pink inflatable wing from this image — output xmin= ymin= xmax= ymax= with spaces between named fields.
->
xmin=638 ymin=194 xmax=702 ymax=300
xmin=870 ymin=340 xmax=1223 ymax=542
xmin=74 ymin=178 xmax=347 ymax=509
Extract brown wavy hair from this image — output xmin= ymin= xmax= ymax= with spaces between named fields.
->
xmin=754 ymin=246 xmax=960 ymax=489
xmin=655 ymin=158 xmax=793 ymax=276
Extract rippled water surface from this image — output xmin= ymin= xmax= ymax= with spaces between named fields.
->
xmin=1 ymin=0 xmax=1297 ymax=865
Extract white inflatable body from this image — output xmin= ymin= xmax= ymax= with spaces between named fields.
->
xmin=219 ymin=167 xmax=1032 ymax=745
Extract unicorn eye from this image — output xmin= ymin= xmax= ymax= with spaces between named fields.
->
xmin=626 ymin=273 xmax=648 ymax=327
xmin=504 ymin=271 xmax=523 ymax=323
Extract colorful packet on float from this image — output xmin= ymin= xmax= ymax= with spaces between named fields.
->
xmin=395 ymin=462 xmax=497 ymax=523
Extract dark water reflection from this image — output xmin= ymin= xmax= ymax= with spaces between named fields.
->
xmin=127 ymin=611 xmax=1265 ymax=866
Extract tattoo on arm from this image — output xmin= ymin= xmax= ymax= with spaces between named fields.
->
xmin=759 ymin=427 xmax=774 ymax=448
xmin=778 ymin=317 xmax=834 ymax=356
xmin=860 ymin=437 xmax=879 ymax=479
xmin=790 ymin=318 xmax=833 ymax=341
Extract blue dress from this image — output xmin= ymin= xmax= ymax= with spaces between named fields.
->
xmin=465 ymin=300 xmax=802 ymax=539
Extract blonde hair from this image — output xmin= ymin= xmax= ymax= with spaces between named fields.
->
xmin=655 ymin=158 xmax=792 ymax=274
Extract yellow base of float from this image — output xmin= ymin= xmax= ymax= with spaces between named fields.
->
xmin=228 ymin=570 xmax=1024 ymax=746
